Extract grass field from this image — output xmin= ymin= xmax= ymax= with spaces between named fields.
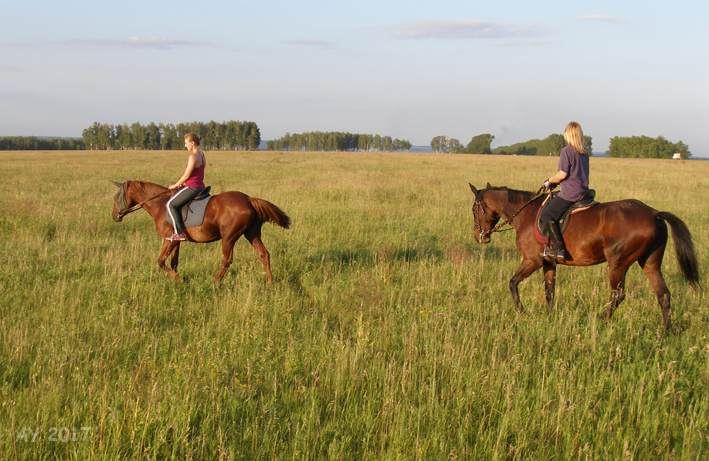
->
xmin=1 ymin=150 xmax=708 ymax=460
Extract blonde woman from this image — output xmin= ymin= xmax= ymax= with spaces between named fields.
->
xmin=166 ymin=133 xmax=207 ymax=241
xmin=539 ymin=122 xmax=590 ymax=262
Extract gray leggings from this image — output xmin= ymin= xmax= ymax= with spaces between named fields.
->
xmin=166 ymin=187 xmax=203 ymax=234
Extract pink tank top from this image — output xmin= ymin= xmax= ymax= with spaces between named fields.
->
xmin=184 ymin=151 xmax=206 ymax=188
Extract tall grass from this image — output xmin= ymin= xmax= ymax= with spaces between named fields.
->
xmin=1 ymin=150 xmax=707 ymax=460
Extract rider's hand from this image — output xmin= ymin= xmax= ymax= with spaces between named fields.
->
xmin=543 ymin=179 xmax=553 ymax=190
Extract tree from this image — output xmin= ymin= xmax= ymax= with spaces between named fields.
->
xmin=607 ymin=135 xmax=691 ymax=159
xmin=492 ymin=133 xmax=592 ymax=156
xmin=465 ymin=134 xmax=494 ymax=155
xmin=82 ymin=122 xmax=101 ymax=150
xmin=147 ymin=122 xmax=161 ymax=150
xmin=131 ymin=122 xmax=147 ymax=149
xmin=245 ymin=122 xmax=261 ymax=150
xmin=449 ymin=138 xmax=464 ymax=153
xmin=430 ymin=136 xmax=448 ymax=153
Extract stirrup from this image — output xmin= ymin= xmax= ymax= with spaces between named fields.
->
xmin=555 ymin=249 xmax=568 ymax=263
xmin=541 ymin=245 xmax=555 ymax=263
xmin=167 ymin=233 xmax=186 ymax=242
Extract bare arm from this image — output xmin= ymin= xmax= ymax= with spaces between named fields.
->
xmin=169 ymin=154 xmax=198 ymax=190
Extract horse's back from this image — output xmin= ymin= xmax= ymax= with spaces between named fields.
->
xmin=568 ymin=198 xmax=659 ymax=244
xmin=207 ymin=190 xmax=264 ymax=210
xmin=203 ymin=191 xmax=256 ymax=224
xmin=598 ymin=199 xmax=657 ymax=224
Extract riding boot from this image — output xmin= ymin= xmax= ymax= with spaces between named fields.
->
xmin=539 ymin=222 xmax=554 ymax=261
xmin=548 ymin=221 xmax=568 ymax=263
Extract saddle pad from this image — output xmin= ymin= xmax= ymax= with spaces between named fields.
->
xmin=166 ymin=196 xmax=213 ymax=228
xmin=534 ymin=203 xmax=597 ymax=244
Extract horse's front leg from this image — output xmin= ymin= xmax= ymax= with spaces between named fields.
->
xmin=509 ymin=257 xmax=543 ymax=313
xmin=542 ymin=260 xmax=556 ymax=314
xmin=170 ymin=243 xmax=180 ymax=271
xmin=158 ymin=240 xmax=181 ymax=281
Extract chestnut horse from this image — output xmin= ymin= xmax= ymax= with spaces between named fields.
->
xmin=469 ymin=183 xmax=699 ymax=330
xmin=111 ymin=181 xmax=290 ymax=284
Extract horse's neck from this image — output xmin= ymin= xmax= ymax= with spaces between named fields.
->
xmin=494 ymin=191 xmax=540 ymax=227
xmin=129 ymin=182 xmax=168 ymax=217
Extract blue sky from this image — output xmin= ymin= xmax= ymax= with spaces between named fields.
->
xmin=2 ymin=0 xmax=708 ymax=155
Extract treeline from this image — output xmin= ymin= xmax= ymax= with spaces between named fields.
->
xmin=0 ymin=136 xmax=85 ymax=150
xmin=430 ymin=134 xmax=495 ymax=154
xmin=267 ymin=132 xmax=412 ymax=152
xmin=606 ymin=135 xmax=690 ymax=159
xmin=493 ymin=134 xmax=593 ymax=156
xmin=81 ymin=120 xmax=261 ymax=150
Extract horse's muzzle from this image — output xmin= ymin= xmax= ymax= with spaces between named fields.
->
xmin=474 ymin=231 xmax=491 ymax=244
xmin=111 ymin=207 xmax=123 ymax=223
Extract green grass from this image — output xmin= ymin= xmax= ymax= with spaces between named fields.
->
xmin=1 ymin=150 xmax=707 ymax=460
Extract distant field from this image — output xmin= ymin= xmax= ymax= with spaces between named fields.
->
xmin=1 ymin=150 xmax=707 ymax=460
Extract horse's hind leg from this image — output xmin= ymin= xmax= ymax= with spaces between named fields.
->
xmin=158 ymin=240 xmax=181 ymax=281
xmin=246 ymin=226 xmax=272 ymax=284
xmin=605 ymin=262 xmax=629 ymax=320
xmin=214 ymin=235 xmax=239 ymax=284
xmin=639 ymin=245 xmax=671 ymax=330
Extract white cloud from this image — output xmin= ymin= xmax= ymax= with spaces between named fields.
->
xmin=579 ymin=15 xmax=622 ymax=24
xmin=69 ymin=37 xmax=207 ymax=50
xmin=0 ymin=42 xmax=34 ymax=48
xmin=497 ymin=41 xmax=552 ymax=47
xmin=285 ymin=39 xmax=330 ymax=47
xmin=392 ymin=20 xmax=548 ymax=40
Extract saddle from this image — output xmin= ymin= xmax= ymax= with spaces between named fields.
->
xmin=166 ymin=186 xmax=213 ymax=228
xmin=535 ymin=189 xmax=598 ymax=244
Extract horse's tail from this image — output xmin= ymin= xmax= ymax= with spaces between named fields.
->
xmin=656 ymin=211 xmax=700 ymax=288
xmin=249 ymin=198 xmax=291 ymax=229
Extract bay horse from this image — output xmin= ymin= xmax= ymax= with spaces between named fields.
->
xmin=469 ymin=183 xmax=699 ymax=330
xmin=111 ymin=181 xmax=290 ymax=284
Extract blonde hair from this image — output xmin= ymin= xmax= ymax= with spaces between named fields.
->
xmin=184 ymin=132 xmax=202 ymax=146
xmin=563 ymin=122 xmax=587 ymax=155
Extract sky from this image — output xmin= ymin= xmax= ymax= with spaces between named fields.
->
xmin=2 ymin=0 xmax=708 ymax=155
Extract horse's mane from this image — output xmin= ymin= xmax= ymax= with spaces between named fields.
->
xmin=490 ymin=186 xmax=538 ymax=204
xmin=129 ymin=180 xmax=168 ymax=196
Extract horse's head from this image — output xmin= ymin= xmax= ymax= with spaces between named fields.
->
xmin=111 ymin=180 xmax=132 ymax=222
xmin=469 ymin=183 xmax=500 ymax=244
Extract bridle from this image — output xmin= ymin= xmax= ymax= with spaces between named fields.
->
xmin=473 ymin=186 xmax=547 ymax=241
xmin=114 ymin=182 xmax=171 ymax=219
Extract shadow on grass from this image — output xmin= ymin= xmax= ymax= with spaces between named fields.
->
xmin=309 ymin=245 xmax=445 ymax=266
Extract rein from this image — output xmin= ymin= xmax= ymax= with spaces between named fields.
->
xmin=474 ymin=186 xmax=548 ymax=240
xmin=116 ymin=187 xmax=171 ymax=219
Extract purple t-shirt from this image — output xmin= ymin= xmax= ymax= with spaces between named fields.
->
xmin=557 ymin=145 xmax=589 ymax=201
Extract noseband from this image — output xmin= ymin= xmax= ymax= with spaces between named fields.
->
xmin=472 ymin=197 xmax=495 ymax=241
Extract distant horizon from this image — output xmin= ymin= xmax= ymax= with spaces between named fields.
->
xmin=5 ymin=135 xmax=705 ymax=158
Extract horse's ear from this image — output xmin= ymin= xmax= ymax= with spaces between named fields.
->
xmin=469 ymin=183 xmax=478 ymax=195
xmin=110 ymin=180 xmax=123 ymax=187
xmin=486 ymin=182 xmax=492 ymax=189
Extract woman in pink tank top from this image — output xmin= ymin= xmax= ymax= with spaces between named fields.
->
xmin=166 ymin=133 xmax=207 ymax=241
